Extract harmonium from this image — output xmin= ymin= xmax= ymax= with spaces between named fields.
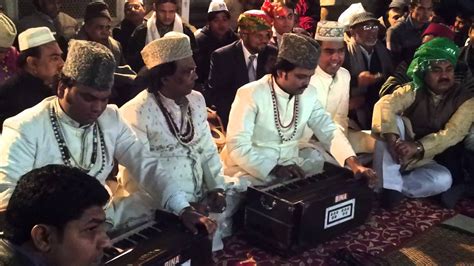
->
xmin=245 ymin=163 xmax=374 ymax=256
xmin=103 ymin=210 xmax=212 ymax=266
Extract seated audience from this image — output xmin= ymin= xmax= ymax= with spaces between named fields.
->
xmin=261 ymin=0 xmax=308 ymax=49
xmin=194 ymin=1 xmax=238 ymax=90
xmin=380 ymin=23 xmax=456 ymax=96
xmin=206 ymin=10 xmax=277 ymax=128
xmin=222 ymin=33 xmax=377 ymax=187
xmin=17 ymin=0 xmax=78 ymax=51
xmin=459 ymin=24 xmax=474 ymax=76
xmin=0 ymin=39 xmax=216 ymax=236
xmin=113 ymin=0 xmax=146 ymax=56
xmin=372 ymin=38 xmax=474 ymax=209
xmin=0 ymin=27 xmax=63 ymax=128
xmin=343 ymin=12 xmax=393 ymax=130
xmin=127 ymin=0 xmax=197 ymax=72
xmin=452 ymin=12 xmax=471 ymax=47
xmin=0 ymin=14 xmax=18 ymax=85
xmin=1 ymin=165 xmax=111 ymax=265
xmin=386 ymin=0 xmax=432 ymax=68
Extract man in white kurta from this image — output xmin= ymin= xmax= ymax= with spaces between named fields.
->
xmin=222 ymin=33 xmax=377 ymax=186
xmin=119 ymin=32 xmax=245 ymax=251
xmin=305 ymin=21 xmax=375 ymax=154
xmin=0 ymin=40 xmax=216 ymax=235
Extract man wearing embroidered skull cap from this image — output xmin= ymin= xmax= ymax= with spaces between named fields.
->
xmin=120 ymin=32 xmax=247 ymax=251
xmin=372 ymin=37 xmax=474 ymax=209
xmin=303 ymin=21 xmax=375 ymax=157
xmin=0 ymin=40 xmax=215 ymax=238
xmin=0 ymin=13 xmax=19 ymax=85
xmin=0 ymin=27 xmax=63 ymax=129
xmin=222 ymin=33 xmax=377 ymax=187
xmin=207 ymin=9 xmax=277 ymax=128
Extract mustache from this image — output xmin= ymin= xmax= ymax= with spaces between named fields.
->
xmin=438 ymin=78 xmax=451 ymax=83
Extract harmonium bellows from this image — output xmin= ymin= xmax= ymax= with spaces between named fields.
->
xmin=244 ymin=163 xmax=374 ymax=256
xmin=103 ymin=210 xmax=212 ymax=266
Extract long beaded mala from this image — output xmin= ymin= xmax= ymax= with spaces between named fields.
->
xmin=269 ymin=77 xmax=299 ymax=142
xmin=152 ymin=92 xmax=195 ymax=145
xmin=49 ymin=104 xmax=106 ymax=175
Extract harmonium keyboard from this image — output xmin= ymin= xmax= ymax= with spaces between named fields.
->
xmin=103 ymin=210 xmax=212 ymax=266
xmin=245 ymin=163 xmax=374 ymax=256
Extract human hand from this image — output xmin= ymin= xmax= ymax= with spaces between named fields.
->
xmin=180 ymin=207 xmax=217 ymax=236
xmin=352 ymin=165 xmax=378 ymax=189
xmin=270 ymin=164 xmax=305 ymax=179
xmin=205 ymin=189 xmax=227 ymax=213
xmin=394 ymin=140 xmax=418 ymax=162
xmin=358 ymin=71 xmax=381 ymax=88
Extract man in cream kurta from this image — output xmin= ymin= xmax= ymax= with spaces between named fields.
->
xmin=306 ymin=21 xmax=375 ymax=154
xmin=222 ymin=33 xmax=377 ymax=186
xmin=0 ymin=40 xmax=215 ymax=235
xmin=119 ymin=32 xmax=244 ymax=251
xmin=372 ymin=38 xmax=474 ymax=209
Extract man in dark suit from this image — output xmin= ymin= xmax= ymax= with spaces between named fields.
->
xmin=207 ymin=10 xmax=278 ymax=128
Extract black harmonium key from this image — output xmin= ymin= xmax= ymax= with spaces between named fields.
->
xmin=104 ymin=210 xmax=212 ymax=266
xmin=244 ymin=163 xmax=374 ymax=256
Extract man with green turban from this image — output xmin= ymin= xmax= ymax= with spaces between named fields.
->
xmin=372 ymin=37 xmax=474 ymax=209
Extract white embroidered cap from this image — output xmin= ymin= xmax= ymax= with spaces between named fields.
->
xmin=18 ymin=27 xmax=56 ymax=51
xmin=315 ymin=21 xmax=345 ymax=42
xmin=0 ymin=13 xmax=17 ymax=48
xmin=141 ymin=31 xmax=192 ymax=69
xmin=208 ymin=0 xmax=228 ymax=13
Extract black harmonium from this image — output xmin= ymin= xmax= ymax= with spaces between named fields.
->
xmin=245 ymin=163 xmax=374 ymax=255
xmin=103 ymin=210 xmax=212 ymax=266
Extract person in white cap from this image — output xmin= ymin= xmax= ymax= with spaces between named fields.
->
xmin=301 ymin=21 xmax=375 ymax=156
xmin=120 ymin=32 xmax=247 ymax=251
xmin=0 ymin=13 xmax=18 ymax=85
xmin=0 ymin=39 xmax=217 ymax=239
xmin=113 ymin=0 xmax=146 ymax=55
xmin=0 ymin=26 xmax=63 ymax=129
xmin=127 ymin=0 xmax=197 ymax=72
xmin=194 ymin=1 xmax=238 ymax=89
xmin=221 ymin=33 xmax=377 ymax=188
xmin=342 ymin=12 xmax=393 ymax=131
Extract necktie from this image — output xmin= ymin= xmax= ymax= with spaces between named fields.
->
xmin=247 ymin=54 xmax=257 ymax=82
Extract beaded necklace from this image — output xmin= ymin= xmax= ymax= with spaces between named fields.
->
xmin=269 ymin=77 xmax=299 ymax=142
xmin=49 ymin=104 xmax=106 ymax=175
xmin=152 ymin=92 xmax=195 ymax=145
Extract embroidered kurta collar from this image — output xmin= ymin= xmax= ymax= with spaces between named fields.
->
xmin=316 ymin=65 xmax=336 ymax=80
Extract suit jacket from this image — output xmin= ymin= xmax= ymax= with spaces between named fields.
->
xmin=206 ymin=40 xmax=278 ymax=128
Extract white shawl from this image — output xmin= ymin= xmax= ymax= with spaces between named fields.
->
xmin=146 ymin=12 xmax=184 ymax=45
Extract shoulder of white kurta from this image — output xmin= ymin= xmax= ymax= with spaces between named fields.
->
xmin=188 ymin=90 xmax=206 ymax=108
xmin=337 ymin=67 xmax=351 ymax=80
xmin=3 ymin=97 xmax=53 ymax=133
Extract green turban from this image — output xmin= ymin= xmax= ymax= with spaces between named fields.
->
xmin=407 ymin=37 xmax=459 ymax=90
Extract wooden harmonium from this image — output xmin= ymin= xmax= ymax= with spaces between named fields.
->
xmin=103 ymin=210 xmax=212 ymax=266
xmin=245 ymin=163 xmax=374 ymax=256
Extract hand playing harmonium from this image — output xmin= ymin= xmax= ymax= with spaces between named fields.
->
xmin=270 ymin=164 xmax=305 ymax=180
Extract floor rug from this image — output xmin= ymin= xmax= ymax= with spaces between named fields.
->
xmin=384 ymin=214 xmax=474 ymax=265
xmin=213 ymin=198 xmax=474 ymax=265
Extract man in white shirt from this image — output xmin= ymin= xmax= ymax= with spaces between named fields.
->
xmin=306 ymin=21 xmax=375 ymax=154
xmin=120 ymin=32 xmax=246 ymax=250
xmin=222 ymin=33 xmax=377 ymax=187
xmin=0 ymin=39 xmax=216 ymax=236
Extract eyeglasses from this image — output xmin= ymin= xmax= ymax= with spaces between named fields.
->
xmin=362 ymin=24 xmax=379 ymax=31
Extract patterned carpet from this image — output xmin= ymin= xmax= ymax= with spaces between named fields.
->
xmin=213 ymin=198 xmax=474 ymax=265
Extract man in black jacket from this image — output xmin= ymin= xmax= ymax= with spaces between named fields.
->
xmin=126 ymin=0 xmax=197 ymax=72
xmin=206 ymin=10 xmax=277 ymax=128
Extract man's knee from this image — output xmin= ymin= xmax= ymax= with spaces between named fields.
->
xmin=436 ymin=169 xmax=453 ymax=193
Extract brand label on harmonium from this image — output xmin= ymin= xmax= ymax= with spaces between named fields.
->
xmin=324 ymin=199 xmax=355 ymax=229
xmin=164 ymin=255 xmax=181 ymax=266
